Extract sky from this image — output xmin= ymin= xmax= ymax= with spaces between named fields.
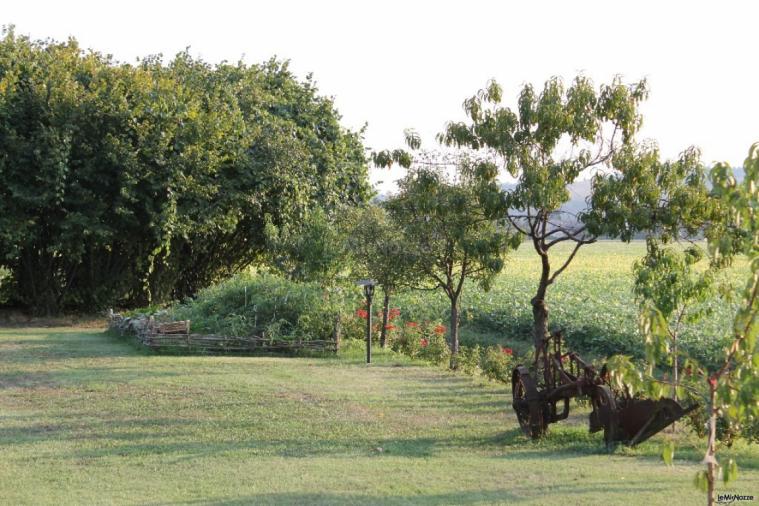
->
xmin=4 ymin=0 xmax=757 ymax=192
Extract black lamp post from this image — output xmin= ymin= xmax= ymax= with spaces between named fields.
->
xmin=357 ymin=279 xmax=376 ymax=364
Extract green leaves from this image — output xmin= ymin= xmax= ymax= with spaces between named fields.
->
xmin=661 ymin=441 xmax=675 ymax=466
xmin=724 ymin=458 xmax=739 ymax=484
xmin=0 ymin=29 xmax=370 ymax=312
xmin=385 ymin=153 xmax=520 ymax=301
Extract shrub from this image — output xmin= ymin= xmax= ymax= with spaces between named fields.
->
xmin=171 ymin=272 xmax=360 ymax=341
xmin=457 ymin=345 xmax=481 ymax=375
xmin=392 ymin=321 xmax=450 ymax=365
xmin=481 ymin=345 xmax=515 ymax=383
xmin=0 ymin=267 xmax=10 ymax=305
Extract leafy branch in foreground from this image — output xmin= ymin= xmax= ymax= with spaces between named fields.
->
xmin=622 ymin=143 xmax=757 ymax=505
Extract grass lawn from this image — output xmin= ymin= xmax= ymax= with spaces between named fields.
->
xmin=0 ymin=327 xmax=757 ymax=505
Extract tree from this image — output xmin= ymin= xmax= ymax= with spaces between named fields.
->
xmin=345 ymin=205 xmax=418 ymax=347
xmin=622 ymin=144 xmax=757 ymax=505
xmin=386 ymin=153 xmax=520 ymax=367
xmin=695 ymin=144 xmax=758 ymax=504
xmin=438 ymin=75 xmax=650 ymax=363
xmin=633 ymin=239 xmax=715 ymax=406
xmin=0 ymin=28 xmax=371 ymax=313
xmin=264 ymin=206 xmax=355 ymax=344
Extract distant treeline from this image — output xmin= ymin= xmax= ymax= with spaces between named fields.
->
xmin=0 ymin=28 xmax=371 ymax=314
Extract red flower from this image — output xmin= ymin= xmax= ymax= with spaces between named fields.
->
xmin=406 ymin=321 xmax=419 ymax=328
xmin=384 ymin=324 xmax=396 ymax=331
xmin=708 ymin=375 xmax=718 ymax=389
xmin=433 ymin=324 xmax=446 ymax=335
xmin=355 ymin=309 xmax=368 ymax=319
xmin=420 ymin=338 xmax=429 ymax=348
xmin=502 ymin=347 xmax=513 ymax=356
xmin=388 ymin=308 xmax=401 ymax=320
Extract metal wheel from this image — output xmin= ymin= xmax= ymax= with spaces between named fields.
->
xmin=591 ymin=385 xmax=619 ymax=448
xmin=511 ymin=366 xmax=547 ymax=439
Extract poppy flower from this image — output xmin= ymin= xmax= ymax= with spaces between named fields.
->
xmin=502 ymin=347 xmax=513 ymax=355
xmin=420 ymin=338 xmax=429 ymax=348
xmin=406 ymin=321 xmax=419 ymax=328
xmin=355 ymin=309 xmax=368 ymax=319
xmin=708 ymin=375 xmax=718 ymax=388
xmin=433 ymin=324 xmax=446 ymax=335
xmin=384 ymin=324 xmax=396 ymax=331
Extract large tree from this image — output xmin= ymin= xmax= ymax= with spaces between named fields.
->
xmin=438 ymin=75 xmax=708 ymax=364
xmin=0 ymin=28 xmax=370 ymax=313
xmin=386 ymin=153 xmax=520 ymax=367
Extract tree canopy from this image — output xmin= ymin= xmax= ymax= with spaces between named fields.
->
xmin=437 ymin=75 xmax=653 ymax=357
xmin=0 ymin=28 xmax=371 ymax=313
xmin=386 ymin=153 xmax=520 ymax=365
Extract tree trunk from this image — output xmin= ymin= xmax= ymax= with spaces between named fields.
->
xmin=532 ymin=244 xmax=551 ymax=361
xmin=379 ymin=289 xmax=390 ymax=348
xmin=706 ymin=380 xmax=718 ymax=506
xmin=672 ymin=338 xmax=679 ymax=402
xmin=333 ymin=313 xmax=342 ymax=352
xmin=449 ymin=296 xmax=460 ymax=369
xmin=671 ymin=337 xmax=679 ymax=433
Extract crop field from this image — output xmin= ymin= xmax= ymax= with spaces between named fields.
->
xmin=395 ymin=240 xmax=747 ymax=367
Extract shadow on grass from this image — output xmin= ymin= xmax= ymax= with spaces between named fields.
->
xmin=0 ymin=330 xmax=150 ymax=365
xmin=148 ymin=479 xmax=676 ymax=506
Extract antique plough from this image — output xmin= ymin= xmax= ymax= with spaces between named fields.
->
xmin=511 ymin=331 xmax=697 ymax=447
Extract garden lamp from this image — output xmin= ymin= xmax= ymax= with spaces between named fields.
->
xmin=356 ymin=279 xmax=377 ymax=364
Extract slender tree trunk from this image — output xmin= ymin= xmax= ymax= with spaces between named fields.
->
xmin=671 ymin=336 xmax=679 ymax=433
xmin=449 ymin=296 xmax=460 ymax=369
xmin=333 ymin=313 xmax=342 ymax=352
xmin=532 ymin=250 xmax=551 ymax=368
xmin=380 ymin=289 xmax=390 ymax=348
xmin=706 ymin=380 xmax=718 ymax=506
xmin=672 ymin=338 xmax=679 ymax=402
xmin=531 ymin=237 xmax=551 ymax=360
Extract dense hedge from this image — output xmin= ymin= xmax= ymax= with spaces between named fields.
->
xmin=0 ymin=28 xmax=371 ymax=314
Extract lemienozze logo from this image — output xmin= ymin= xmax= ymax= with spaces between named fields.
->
xmin=717 ymin=493 xmax=755 ymax=505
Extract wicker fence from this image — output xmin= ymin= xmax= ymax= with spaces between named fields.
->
xmin=107 ymin=311 xmax=338 ymax=354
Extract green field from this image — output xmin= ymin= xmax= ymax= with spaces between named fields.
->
xmin=394 ymin=240 xmax=746 ymax=367
xmin=1 ymin=326 xmax=757 ymax=505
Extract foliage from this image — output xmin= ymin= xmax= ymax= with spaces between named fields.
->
xmin=457 ymin=344 xmax=482 ymax=376
xmin=481 ymin=345 xmax=516 ymax=383
xmin=344 ymin=204 xmax=420 ymax=346
xmin=695 ymin=143 xmax=759 ymax=502
xmin=0 ymin=28 xmax=370 ymax=314
xmin=392 ymin=321 xmax=451 ymax=366
xmin=622 ymin=144 xmax=758 ymax=504
xmin=633 ymin=238 xmax=716 ymax=404
xmin=0 ymin=266 xmax=9 ymax=305
xmin=345 ymin=205 xmax=415 ymax=292
xmin=171 ymin=272 xmax=361 ymax=341
xmin=585 ymin=144 xmax=712 ymax=241
xmin=265 ymin=207 xmax=352 ymax=286
xmin=436 ymin=75 xmax=665 ymax=358
xmin=386 ymin=152 xmax=520 ymax=364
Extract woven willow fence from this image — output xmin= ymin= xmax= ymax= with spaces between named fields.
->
xmin=107 ymin=311 xmax=338 ymax=353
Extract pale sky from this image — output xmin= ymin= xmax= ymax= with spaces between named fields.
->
xmin=4 ymin=1 xmax=757 ymax=192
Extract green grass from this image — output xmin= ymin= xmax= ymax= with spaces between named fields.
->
xmin=1 ymin=327 xmax=757 ymax=505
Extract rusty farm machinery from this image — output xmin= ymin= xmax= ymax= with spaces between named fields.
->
xmin=511 ymin=331 xmax=697 ymax=447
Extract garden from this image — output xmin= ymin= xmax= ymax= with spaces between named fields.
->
xmin=0 ymin=26 xmax=756 ymax=505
